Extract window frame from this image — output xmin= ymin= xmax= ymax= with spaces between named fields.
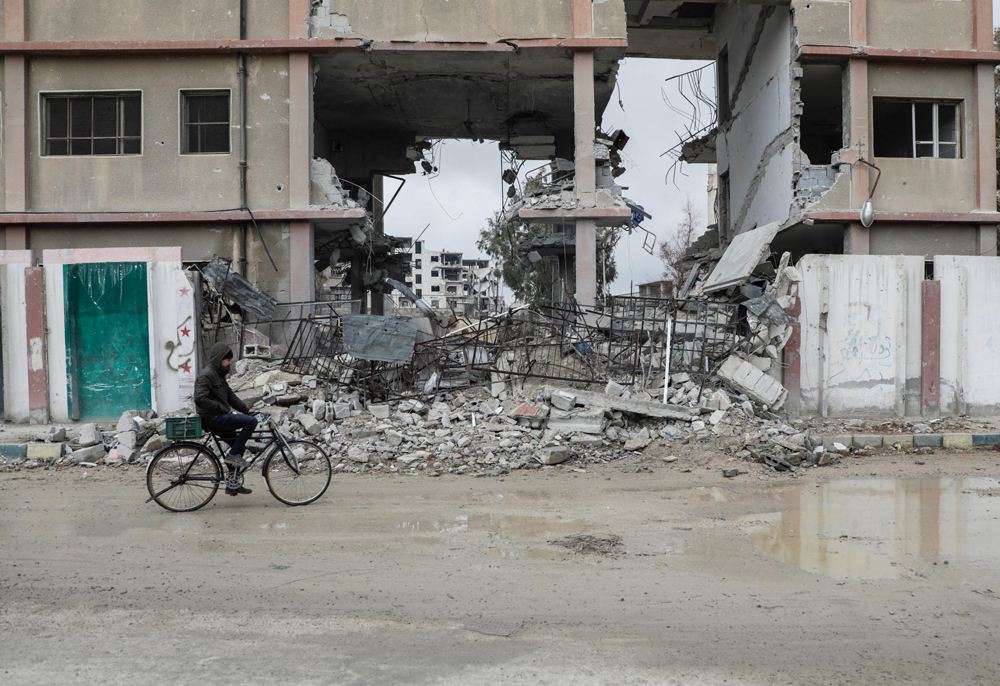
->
xmin=872 ymin=97 xmax=962 ymax=160
xmin=39 ymin=89 xmax=143 ymax=158
xmin=179 ymin=88 xmax=233 ymax=156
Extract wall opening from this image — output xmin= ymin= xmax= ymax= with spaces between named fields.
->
xmin=873 ymin=99 xmax=961 ymax=159
xmin=799 ymin=64 xmax=843 ymax=165
xmin=717 ymin=47 xmax=731 ymax=124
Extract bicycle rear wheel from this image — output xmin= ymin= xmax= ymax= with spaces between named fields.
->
xmin=146 ymin=442 xmax=222 ymax=512
xmin=263 ymin=440 xmax=332 ymax=506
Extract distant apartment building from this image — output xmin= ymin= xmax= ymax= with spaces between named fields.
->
xmin=400 ymin=240 xmax=503 ymax=316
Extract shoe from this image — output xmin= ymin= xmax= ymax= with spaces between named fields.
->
xmin=226 ymin=486 xmax=253 ymax=496
xmin=224 ymin=453 xmax=251 ymax=467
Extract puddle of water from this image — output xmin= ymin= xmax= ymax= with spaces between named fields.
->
xmin=397 ymin=514 xmax=587 ymax=538
xmin=746 ymin=477 xmax=1000 ymax=579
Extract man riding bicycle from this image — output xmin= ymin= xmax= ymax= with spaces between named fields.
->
xmin=195 ymin=342 xmax=257 ymax=496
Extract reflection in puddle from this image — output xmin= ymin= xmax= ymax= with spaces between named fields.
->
xmin=747 ymin=477 xmax=1000 ymax=579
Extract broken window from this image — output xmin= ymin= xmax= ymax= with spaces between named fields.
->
xmin=431 ymin=299 xmax=439 ymax=308
xmin=43 ymin=92 xmax=141 ymax=156
xmin=717 ymin=47 xmax=731 ymax=124
xmin=430 ymin=255 xmax=439 ymax=262
xmin=181 ymin=91 xmax=230 ymax=154
xmin=431 ymin=285 xmax=441 ymax=293
xmin=447 ymin=286 xmax=457 ymax=294
xmin=799 ymin=64 xmax=844 ymax=165
xmin=414 ymin=259 xmax=422 ymax=269
xmin=873 ymin=99 xmax=961 ymax=159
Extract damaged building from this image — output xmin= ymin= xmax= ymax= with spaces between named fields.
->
xmin=0 ymin=0 xmax=997 ymax=424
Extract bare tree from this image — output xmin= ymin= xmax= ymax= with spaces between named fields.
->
xmin=658 ymin=196 xmax=702 ymax=296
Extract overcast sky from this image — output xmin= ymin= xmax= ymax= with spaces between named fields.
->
xmin=383 ymin=57 xmax=713 ymax=297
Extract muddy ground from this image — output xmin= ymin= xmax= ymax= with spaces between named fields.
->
xmin=3 ymin=444 xmax=1000 ymax=685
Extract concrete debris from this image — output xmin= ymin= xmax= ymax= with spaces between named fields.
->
xmin=38 ymin=426 xmax=66 ymax=443
xmin=76 ymin=424 xmax=103 ymax=448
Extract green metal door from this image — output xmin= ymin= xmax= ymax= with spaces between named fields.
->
xmin=65 ymin=262 xmax=151 ymax=420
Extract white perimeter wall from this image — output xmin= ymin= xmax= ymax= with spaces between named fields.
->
xmin=0 ymin=251 xmax=34 ymax=422
xmin=798 ymin=255 xmax=924 ymax=416
xmin=937 ymin=256 xmax=1000 ymax=416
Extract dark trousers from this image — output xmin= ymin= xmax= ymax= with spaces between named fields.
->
xmin=202 ymin=414 xmax=258 ymax=456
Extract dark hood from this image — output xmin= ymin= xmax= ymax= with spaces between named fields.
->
xmin=208 ymin=342 xmax=233 ymax=373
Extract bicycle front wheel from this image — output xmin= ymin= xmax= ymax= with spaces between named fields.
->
xmin=263 ymin=440 xmax=332 ymax=506
xmin=146 ymin=442 xmax=222 ymax=512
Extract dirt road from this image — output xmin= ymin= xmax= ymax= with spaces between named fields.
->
xmin=3 ymin=450 xmax=1000 ymax=685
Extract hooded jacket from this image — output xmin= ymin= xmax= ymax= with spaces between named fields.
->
xmin=194 ymin=343 xmax=250 ymax=418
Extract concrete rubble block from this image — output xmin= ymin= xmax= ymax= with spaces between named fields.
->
xmin=535 ymin=446 xmax=572 ymax=465
xmin=718 ymin=355 xmax=787 ymax=409
xmin=569 ymin=435 xmax=604 ymax=448
xmin=237 ymin=387 xmax=265 ymax=407
xmin=490 ymin=381 xmax=507 ymax=398
xmin=276 ymin=394 xmax=304 ymax=406
xmin=332 ymin=403 xmax=352 ymax=420
xmin=289 ymin=404 xmax=306 ymax=418
xmin=747 ymin=355 xmax=771 ymax=372
xmin=117 ymin=430 xmax=137 ymax=450
xmin=708 ymin=410 xmax=727 ymax=426
xmin=771 ymin=435 xmax=805 ymax=452
xmin=71 ymin=444 xmax=108 ymax=464
xmin=27 ymin=444 xmax=61 ymax=461
xmin=346 ymin=446 xmax=370 ymax=463
xmin=571 ymin=389 xmax=695 ymax=422
xmin=456 ymin=435 xmax=474 ymax=449
xmin=368 ymin=404 xmax=391 ymax=420
xmin=852 ymin=435 xmax=884 ymax=449
xmin=398 ymin=451 xmax=431 ymax=465
xmin=253 ymin=370 xmax=302 ymax=388
xmin=623 ymin=437 xmax=651 ymax=451
xmin=385 ymin=431 xmax=405 ymax=448
xmin=38 ymin=426 xmax=66 ymax=442
xmin=822 ymin=436 xmax=852 ymax=452
xmin=670 ymin=373 xmax=690 ymax=386
xmin=549 ymin=391 xmax=577 ymax=412
xmin=691 ymin=420 xmax=706 ymax=431
xmin=604 ymin=380 xmax=626 ymax=397
xmin=942 ymin=433 xmax=973 ymax=449
xmin=296 ymin=413 xmax=324 ymax=436
xmin=312 ymin=399 xmax=327 ymax=421
xmin=818 ymin=452 xmax=835 ymax=466
xmin=117 ymin=411 xmax=140 ymax=433
xmin=142 ymin=435 xmax=170 ymax=454
xmin=547 ymin=409 xmax=606 ymax=435
xmin=912 ymin=434 xmax=943 ymax=448
xmin=722 ymin=468 xmax=739 ymax=478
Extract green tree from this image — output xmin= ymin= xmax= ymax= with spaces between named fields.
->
xmin=477 ymin=174 xmax=617 ymax=305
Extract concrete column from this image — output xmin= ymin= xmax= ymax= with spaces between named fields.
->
xmin=973 ymin=63 xmax=996 ymax=214
xmin=973 ymin=0 xmax=993 ymax=51
xmin=978 ymin=224 xmax=998 ymax=256
xmin=850 ymin=0 xmax=867 ymax=45
xmin=370 ymin=174 xmax=385 ymax=315
xmin=848 ymin=59 xmax=869 ymax=203
xmin=5 ymin=51 xmax=28 ymax=250
xmin=289 ymin=221 xmax=314 ymax=302
xmin=289 ymin=0 xmax=309 ymax=39
xmin=921 ymin=280 xmax=941 ymax=416
xmin=573 ymin=50 xmax=597 ymax=307
xmin=24 ymin=266 xmax=48 ymax=424
xmin=782 ymin=296 xmax=802 ymax=416
xmin=288 ymin=50 xmax=314 ymax=301
xmin=846 ymin=221 xmax=870 ymax=255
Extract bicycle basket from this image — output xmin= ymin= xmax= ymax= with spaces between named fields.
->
xmin=165 ymin=416 xmax=203 ymax=439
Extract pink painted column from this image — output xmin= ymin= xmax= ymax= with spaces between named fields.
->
xmin=288 ymin=48 xmax=314 ymax=301
xmin=782 ymin=296 xmax=802 ymax=416
xmin=24 ymin=266 xmax=48 ymax=424
xmin=972 ymin=0 xmax=993 ymax=51
xmin=289 ymin=0 xmax=310 ymax=39
xmin=573 ymin=0 xmax=597 ymax=306
xmin=846 ymin=58 xmax=870 ymax=254
xmin=973 ymin=63 xmax=996 ymax=217
xmin=921 ymin=280 xmax=941 ymax=416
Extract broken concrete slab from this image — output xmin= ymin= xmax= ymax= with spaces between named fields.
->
xmin=38 ymin=426 xmax=66 ymax=442
xmin=718 ymin=355 xmax=787 ymax=409
xmin=702 ymin=222 xmax=781 ymax=293
xmin=569 ymin=435 xmax=604 ymax=448
xmin=296 ymin=413 xmax=324 ymax=436
xmin=623 ymin=437 xmax=651 ymax=451
xmin=71 ymin=444 xmax=107 ymax=464
xmin=604 ymin=380 xmax=626 ymax=397
xmin=368 ymin=404 xmax=391 ymax=420
xmin=547 ymin=410 xmax=606 ymax=435
xmin=549 ymin=391 xmax=577 ymax=412
xmin=77 ymin=424 xmax=103 ymax=448
xmin=536 ymin=446 xmax=572 ymax=465
xmin=570 ymin=389 xmax=696 ymax=421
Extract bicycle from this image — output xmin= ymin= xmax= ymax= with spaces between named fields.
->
xmin=145 ymin=413 xmax=332 ymax=512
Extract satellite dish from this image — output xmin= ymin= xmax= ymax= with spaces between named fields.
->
xmin=860 ymin=198 xmax=875 ymax=228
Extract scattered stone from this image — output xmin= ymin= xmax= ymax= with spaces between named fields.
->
xmin=296 ymin=413 xmax=324 ymax=436
xmin=368 ymin=404 xmax=391 ymax=420
xmin=70 ymin=444 xmax=107 ymax=464
xmin=604 ymin=380 xmax=626 ymax=397
xmin=550 ymin=391 xmax=577 ymax=412
xmin=75 ymin=424 xmax=102 ymax=447
xmin=722 ymin=468 xmax=739 ymax=478
xmin=38 ymin=426 xmax=66 ymax=442
xmin=623 ymin=437 xmax=651 ymax=451
xmin=536 ymin=446 xmax=572 ymax=465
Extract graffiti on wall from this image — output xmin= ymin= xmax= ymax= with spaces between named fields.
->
xmin=164 ymin=315 xmax=195 ymax=373
xmin=831 ymin=304 xmax=894 ymax=384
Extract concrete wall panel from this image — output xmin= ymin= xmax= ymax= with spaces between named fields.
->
xmin=792 ymin=0 xmax=851 ymax=47
xmin=868 ymin=0 xmax=973 ymax=51
xmin=0 ymin=251 xmax=32 ymax=422
xmin=28 ymin=1 xmax=238 ymax=41
xmin=28 ymin=56 xmax=290 ymax=213
xmin=715 ymin=6 xmax=794 ymax=234
xmin=312 ymin=0 xmax=595 ymax=41
xmin=869 ymin=223 xmax=978 ymax=257
xmin=798 ymin=254 xmax=924 ymax=416
xmin=148 ymin=262 xmax=197 ymax=415
xmin=936 ymin=256 xmax=1000 ymax=415
xmin=869 ymin=64 xmax=976 ymax=212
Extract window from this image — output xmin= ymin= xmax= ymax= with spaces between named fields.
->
xmin=431 ymin=299 xmax=439 ymax=308
xmin=414 ymin=259 xmax=422 ymax=269
xmin=415 ymin=242 xmax=422 ymax=254
xmin=447 ymin=286 xmax=457 ymax=294
xmin=431 ymin=270 xmax=439 ymax=277
xmin=405 ymin=281 xmax=412 ymax=288
xmin=182 ymin=91 xmax=230 ymax=154
xmin=799 ymin=64 xmax=844 ymax=165
xmin=43 ymin=92 xmax=141 ymax=156
xmin=873 ymin=99 xmax=960 ymax=159
xmin=416 ymin=274 xmax=422 ymax=284
xmin=430 ymin=255 xmax=439 ymax=262
xmin=718 ymin=170 xmax=731 ymax=243
xmin=416 ymin=288 xmax=422 ymax=298
xmin=431 ymin=285 xmax=440 ymax=293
